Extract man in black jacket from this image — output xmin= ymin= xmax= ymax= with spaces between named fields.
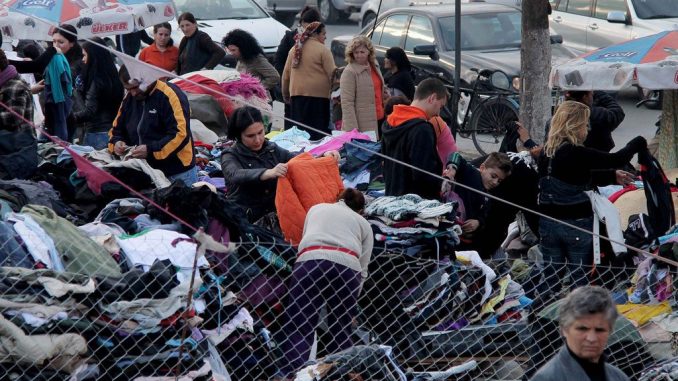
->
xmin=109 ymin=66 xmax=196 ymax=186
xmin=381 ymin=78 xmax=448 ymax=200
xmin=546 ymin=90 xmax=625 ymax=152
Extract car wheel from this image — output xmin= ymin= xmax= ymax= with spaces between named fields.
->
xmin=319 ymin=0 xmax=341 ymax=23
xmin=362 ymin=12 xmax=376 ymax=28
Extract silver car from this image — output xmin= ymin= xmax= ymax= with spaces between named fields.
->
xmin=549 ymin=0 xmax=678 ymax=54
xmin=359 ymin=0 xmax=520 ymax=28
xmin=319 ymin=0 xmax=368 ymax=23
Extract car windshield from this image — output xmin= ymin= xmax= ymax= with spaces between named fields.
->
xmin=174 ymin=0 xmax=268 ymax=20
xmin=439 ymin=11 xmax=522 ymax=51
xmin=631 ymin=0 xmax=678 ymax=19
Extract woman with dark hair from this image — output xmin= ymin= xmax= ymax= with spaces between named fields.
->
xmin=274 ymin=6 xmax=321 ymax=126
xmin=139 ymin=23 xmax=179 ymax=72
xmin=221 ymin=105 xmax=339 ymax=220
xmin=277 ymin=187 xmax=373 ymax=378
xmin=384 ymin=46 xmax=415 ymax=101
xmin=71 ymin=37 xmax=124 ymax=149
xmin=176 ymin=12 xmax=225 ymax=75
xmin=52 ymin=25 xmax=84 ymax=79
xmin=221 ymin=106 xmax=295 ymax=221
xmin=281 ymin=22 xmax=335 ymax=140
xmin=273 ymin=5 xmax=321 ymax=75
xmin=222 ymin=29 xmax=280 ymax=90
xmin=39 ymin=25 xmax=82 ymax=141
xmin=52 ymin=25 xmax=85 ymax=141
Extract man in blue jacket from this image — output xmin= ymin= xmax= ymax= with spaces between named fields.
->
xmin=108 ymin=65 xmax=196 ymax=186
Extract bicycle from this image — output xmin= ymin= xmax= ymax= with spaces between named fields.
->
xmin=413 ymin=65 xmax=520 ymax=156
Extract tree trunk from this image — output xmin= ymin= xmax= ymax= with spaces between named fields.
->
xmin=520 ymin=0 xmax=552 ymax=144
xmin=658 ymin=90 xmax=678 ymax=169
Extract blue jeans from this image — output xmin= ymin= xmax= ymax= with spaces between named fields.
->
xmin=534 ymin=216 xmax=594 ymax=297
xmin=83 ymin=132 xmax=109 ymax=150
xmin=168 ymin=166 xmax=198 ymax=186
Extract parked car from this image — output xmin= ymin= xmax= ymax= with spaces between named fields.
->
xmin=168 ymin=0 xmax=288 ymax=64
xmin=261 ymin=0 xmax=366 ymax=25
xmin=335 ymin=3 xmax=576 ymax=89
xmin=548 ymin=0 xmax=678 ymax=108
xmin=359 ymin=0 xmax=521 ymax=29
xmin=318 ymin=0 xmax=368 ymax=23
xmin=251 ymin=0 xmax=304 ymax=26
xmin=548 ymin=0 xmax=678 ymax=54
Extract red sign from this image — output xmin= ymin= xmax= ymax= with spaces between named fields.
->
xmin=164 ymin=5 xmax=174 ymax=17
xmin=92 ymin=22 xmax=129 ymax=34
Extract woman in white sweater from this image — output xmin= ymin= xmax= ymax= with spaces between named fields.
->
xmin=277 ymin=188 xmax=373 ymax=378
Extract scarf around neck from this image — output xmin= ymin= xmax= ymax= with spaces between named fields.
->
xmin=292 ymin=21 xmax=321 ymax=69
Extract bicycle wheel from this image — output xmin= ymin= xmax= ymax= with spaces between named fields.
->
xmin=469 ymin=96 xmax=519 ymax=156
xmin=456 ymin=92 xmax=474 ymax=138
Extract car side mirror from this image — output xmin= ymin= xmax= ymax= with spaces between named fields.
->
xmin=413 ymin=44 xmax=439 ymax=61
xmin=490 ymin=70 xmax=511 ymax=90
xmin=607 ymin=10 xmax=627 ymax=24
xmin=550 ymin=34 xmax=563 ymax=44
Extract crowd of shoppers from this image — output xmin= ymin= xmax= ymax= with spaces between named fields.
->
xmin=0 ymin=9 xmax=662 ymax=381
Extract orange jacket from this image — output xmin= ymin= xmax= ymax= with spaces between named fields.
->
xmin=275 ymin=153 xmax=344 ymax=245
xmin=139 ymin=44 xmax=179 ymax=73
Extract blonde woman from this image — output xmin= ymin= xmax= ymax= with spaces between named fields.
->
xmin=535 ymin=100 xmax=646 ymax=299
xmin=340 ymin=36 xmax=385 ymax=135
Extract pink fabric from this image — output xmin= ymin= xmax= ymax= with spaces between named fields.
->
xmin=307 ymin=129 xmax=371 ymax=156
xmin=219 ymin=73 xmax=269 ymax=101
xmin=436 ymin=121 xmax=457 ymax=165
xmin=70 ymin=147 xmax=120 ymax=195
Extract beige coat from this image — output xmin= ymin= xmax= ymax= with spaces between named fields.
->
xmin=282 ymin=38 xmax=336 ymax=100
xmin=340 ymin=62 xmax=384 ymax=133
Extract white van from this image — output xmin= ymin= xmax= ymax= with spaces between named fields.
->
xmin=549 ymin=0 xmax=678 ymax=54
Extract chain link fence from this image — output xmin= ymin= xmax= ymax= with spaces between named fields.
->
xmin=1 ymin=205 xmax=676 ymax=381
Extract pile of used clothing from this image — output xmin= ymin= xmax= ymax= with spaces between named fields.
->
xmin=0 ymin=175 xmax=295 ymax=379
xmin=365 ymin=194 xmax=461 ymax=257
xmin=6 ymin=116 xmax=678 ymax=381
xmin=638 ymin=357 xmax=678 ymax=381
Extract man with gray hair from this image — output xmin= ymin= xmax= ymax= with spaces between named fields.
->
xmin=530 ymin=286 xmax=629 ymax=381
